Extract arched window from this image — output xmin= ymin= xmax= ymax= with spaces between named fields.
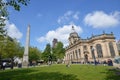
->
xmin=90 ymin=46 xmax=95 ymax=59
xmin=75 ymin=50 xmax=78 ymax=59
xmin=96 ymin=44 xmax=103 ymax=58
xmin=73 ymin=51 xmax=75 ymax=59
xmin=70 ymin=52 xmax=72 ymax=60
xmin=78 ymin=49 xmax=81 ymax=58
xmin=70 ymin=55 xmax=72 ymax=61
xmin=109 ymin=42 xmax=115 ymax=57
xmin=83 ymin=45 xmax=87 ymax=50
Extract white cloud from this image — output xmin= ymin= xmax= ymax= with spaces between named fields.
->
xmin=6 ymin=21 xmax=23 ymax=40
xmin=64 ymin=11 xmax=73 ymax=16
xmin=84 ymin=11 xmax=120 ymax=28
xmin=73 ymin=12 xmax=79 ymax=20
xmin=37 ymin=24 xmax=83 ymax=47
xmin=57 ymin=11 xmax=80 ymax=24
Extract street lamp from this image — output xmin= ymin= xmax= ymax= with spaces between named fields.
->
xmin=91 ymin=46 xmax=96 ymax=65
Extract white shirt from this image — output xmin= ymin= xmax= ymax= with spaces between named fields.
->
xmin=3 ymin=62 xmax=6 ymax=66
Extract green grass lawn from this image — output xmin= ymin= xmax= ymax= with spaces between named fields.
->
xmin=0 ymin=64 xmax=120 ymax=80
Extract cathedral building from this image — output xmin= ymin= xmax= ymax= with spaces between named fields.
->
xmin=64 ymin=26 xmax=119 ymax=63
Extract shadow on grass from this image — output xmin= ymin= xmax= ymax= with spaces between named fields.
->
xmin=0 ymin=69 xmax=79 ymax=80
xmin=26 ymin=72 xmax=79 ymax=80
xmin=104 ymin=68 xmax=120 ymax=80
xmin=0 ymin=69 xmax=36 ymax=80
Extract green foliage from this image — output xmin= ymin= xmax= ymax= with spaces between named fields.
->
xmin=17 ymin=45 xmax=24 ymax=57
xmin=0 ymin=25 xmax=6 ymax=41
xmin=52 ymin=42 xmax=65 ymax=60
xmin=0 ymin=0 xmax=30 ymax=55
xmin=42 ymin=43 xmax=51 ymax=62
xmin=1 ymin=37 xmax=22 ymax=58
xmin=29 ymin=47 xmax=41 ymax=62
xmin=0 ymin=0 xmax=30 ymax=27
xmin=0 ymin=36 xmax=24 ymax=59
xmin=0 ymin=0 xmax=30 ymax=12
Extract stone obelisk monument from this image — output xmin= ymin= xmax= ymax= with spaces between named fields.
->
xmin=22 ymin=25 xmax=30 ymax=68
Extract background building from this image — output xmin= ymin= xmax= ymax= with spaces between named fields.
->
xmin=52 ymin=38 xmax=58 ymax=48
xmin=65 ymin=26 xmax=119 ymax=64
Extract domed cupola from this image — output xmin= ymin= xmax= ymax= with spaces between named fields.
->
xmin=69 ymin=26 xmax=80 ymax=45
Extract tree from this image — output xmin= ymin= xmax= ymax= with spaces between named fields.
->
xmin=29 ymin=47 xmax=41 ymax=62
xmin=0 ymin=0 xmax=30 ymax=26
xmin=1 ymin=37 xmax=23 ymax=58
xmin=1 ymin=37 xmax=22 ymax=69
xmin=0 ymin=0 xmax=30 ymax=69
xmin=0 ymin=0 xmax=30 ymax=38
xmin=0 ymin=0 xmax=30 ymax=56
xmin=3 ymin=39 xmax=16 ymax=58
xmin=42 ymin=43 xmax=51 ymax=63
xmin=0 ymin=35 xmax=23 ymax=69
xmin=0 ymin=0 xmax=30 ymax=17
xmin=0 ymin=0 xmax=30 ymax=59
xmin=52 ymin=42 xmax=65 ymax=63
xmin=0 ymin=29 xmax=6 ymax=68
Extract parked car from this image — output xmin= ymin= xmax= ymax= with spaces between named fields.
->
xmin=113 ymin=56 xmax=120 ymax=68
xmin=1 ymin=58 xmax=12 ymax=68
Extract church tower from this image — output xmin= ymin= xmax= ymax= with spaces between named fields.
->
xmin=52 ymin=38 xmax=58 ymax=48
xmin=68 ymin=26 xmax=80 ymax=45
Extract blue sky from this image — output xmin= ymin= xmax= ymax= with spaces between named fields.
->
xmin=6 ymin=0 xmax=120 ymax=51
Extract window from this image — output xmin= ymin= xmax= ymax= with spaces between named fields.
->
xmin=70 ymin=52 xmax=72 ymax=60
xmin=78 ymin=49 xmax=81 ymax=58
xmin=90 ymin=46 xmax=94 ymax=58
xmin=70 ymin=55 xmax=72 ymax=61
xmin=96 ymin=44 xmax=103 ymax=58
xmin=73 ymin=51 xmax=75 ymax=59
xmin=75 ymin=50 xmax=78 ymax=59
xmin=83 ymin=45 xmax=87 ymax=50
xmin=109 ymin=42 xmax=115 ymax=57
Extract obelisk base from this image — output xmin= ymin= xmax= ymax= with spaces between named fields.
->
xmin=22 ymin=61 xmax=29 ymax=68
xmin=22 ymin=55 xmax=29 ymax=68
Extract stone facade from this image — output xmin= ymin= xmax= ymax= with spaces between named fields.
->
xmin=117 ymin=40 xmax=120 ymax=55
xmin=64 ymin=26 xmax=119 ymax=64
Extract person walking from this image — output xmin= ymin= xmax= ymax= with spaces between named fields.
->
xmin=2 ymin=62 xmax=6 ymax=70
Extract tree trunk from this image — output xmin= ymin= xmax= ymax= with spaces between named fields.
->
xmin=11 ymin=58 xmax=14 ymax=69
